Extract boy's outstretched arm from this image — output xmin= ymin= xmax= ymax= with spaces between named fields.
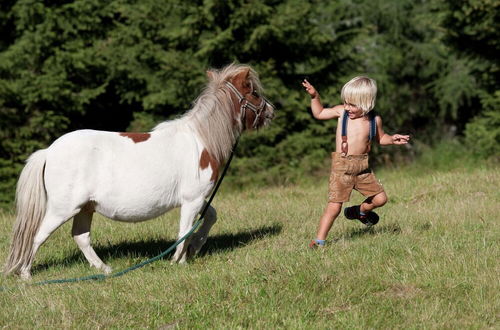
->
xmin=302 ymin=79 xmax=342 ymax=120
xmin=375 ymin=116 xmax=411 ymax=145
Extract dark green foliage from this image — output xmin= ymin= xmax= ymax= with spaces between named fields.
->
xmin=465 ymin=91 xmax=500 ymax=158
xmin=442 ymin=0 xmax=499 ymax=159
xmin=0 ymin=0 xmax=496 ymax=208
xmin=444 ymin=0 xmax=499 ymax=63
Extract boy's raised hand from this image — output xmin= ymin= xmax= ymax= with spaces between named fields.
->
xmin=302 ymin=79 xmax=318 ymax=98
xmin=392 ymin=134 xmax=410 ymax=144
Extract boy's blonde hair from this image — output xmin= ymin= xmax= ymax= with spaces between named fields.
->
xmin=341 ymin=76 xmax=377 ymax=115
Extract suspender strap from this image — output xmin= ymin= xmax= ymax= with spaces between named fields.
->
xmin=341 ymin=111 xmax=349 ymax=156
xmin=341 ymin=110 xmax=377 ymax=156
xmin=369 ymin=112 xmax=377 ymax=141
xmin=341 ymin=110 xmax=349 ymax=137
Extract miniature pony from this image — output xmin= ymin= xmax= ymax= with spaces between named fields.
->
xmin=5 ymin=63 xmax=274 ymax=279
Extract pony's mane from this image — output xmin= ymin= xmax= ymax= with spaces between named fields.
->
xmin=154 ymin=63 xmax=263 ymax=165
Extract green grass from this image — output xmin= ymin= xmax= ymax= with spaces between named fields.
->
xmin=0 ymin=161 xmax=498 ymax=328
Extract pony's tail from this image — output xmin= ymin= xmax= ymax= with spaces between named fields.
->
xmin=4 ymin=149 xmax=47 ymax=276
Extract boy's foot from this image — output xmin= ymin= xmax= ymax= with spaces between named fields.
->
xmin=308 ymin=240 xmax=325 ymax=249
xmin=344 ymin=205 xmax=379 ymax=226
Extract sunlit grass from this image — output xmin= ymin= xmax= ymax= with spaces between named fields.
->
xmin=0 ymin=162 xmax=498 ymax=328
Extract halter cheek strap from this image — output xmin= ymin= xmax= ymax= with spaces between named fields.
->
xmin=341 ymin=110 xmax=377 ymax=156
xmin=225 ymin=81 xmax=266 ymax=129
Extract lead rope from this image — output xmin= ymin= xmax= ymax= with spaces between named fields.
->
xmin=2 ymin=139 xmax=239 ymax=290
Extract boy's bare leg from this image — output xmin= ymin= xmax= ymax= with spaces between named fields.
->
xmin=360 ymin=192 xmax=387 ymax=213
xmin=316 ymin=202 xmax=343 ymax=240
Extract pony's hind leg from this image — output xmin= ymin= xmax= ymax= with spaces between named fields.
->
xmin=187 ymin=203 xmax=217 ymax=258
xmin=72 ymin=210 xmax=112 ymax=274
xmin=19 ymin=209 xmax=72 ymax=280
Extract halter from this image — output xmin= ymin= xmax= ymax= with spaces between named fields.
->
xmin=225 ymin=81 xmax=268 ymax=129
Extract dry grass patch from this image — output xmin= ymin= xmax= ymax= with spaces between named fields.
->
xmin=375 ymin=284 xmax=423 ymax=299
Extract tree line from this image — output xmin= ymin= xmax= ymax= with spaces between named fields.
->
xmin=0 ymin=0 xmax=498 ymax=208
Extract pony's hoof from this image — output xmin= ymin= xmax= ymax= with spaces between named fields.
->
xmin=170 ymin=259 xmax=187 ymax=265
xmin=171 ymin=254 xmax=187 ymax=264
xmin=186 ymin=244 xmax=197 ymax=259
xmin=170 ymin=255 xmax=180 ymax=264
xmin=101 ymin=265 xmax=112 ymax=274
xmin=187 ymin=234 xmax=206 ymax=258
xmin=20 ymin=272 xmax=32 ymax=281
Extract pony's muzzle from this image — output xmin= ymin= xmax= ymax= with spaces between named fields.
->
xmin=265 ymin=100 xmax=276 ymax=119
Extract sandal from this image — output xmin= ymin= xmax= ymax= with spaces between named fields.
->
xmin=344 ymin=205 xmax=379 ymax=226
xmin=308 ymin=240 xmax=325 ymax=248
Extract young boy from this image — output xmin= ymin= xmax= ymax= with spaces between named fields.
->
xmin=301 ymin=76 xmax=410 ymax=247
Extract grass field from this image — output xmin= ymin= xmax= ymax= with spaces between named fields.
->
xmin=0 ymin=161 xmax=498 ymax=328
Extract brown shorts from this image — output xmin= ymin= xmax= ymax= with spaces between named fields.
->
xmin=328 ymin=152 xmax=384 ymax=203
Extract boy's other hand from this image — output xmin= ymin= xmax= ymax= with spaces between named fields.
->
xmin=302 ymin=79 xmax=318 ymax=98
xmin=392 ymin=134 xmax=410 ymax=144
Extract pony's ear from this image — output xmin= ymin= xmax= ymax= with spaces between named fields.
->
xmin=231 ymin=68 xmax=250 ymax=87
xmin=206 ymin=70 xmax=216 ymax=81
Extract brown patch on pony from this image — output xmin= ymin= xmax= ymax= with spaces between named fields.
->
xmin=228 ymin=70 xmax=253 ymax=129
xmin=244 ymin=108 xmax=257 ymax=130
xmin=231 ymin=68 xmax=251 ymax=93
xmin=119 ymin=132 xmax=151 ymax=143
xmin=199 ymin=149 xmax=219 ymax=182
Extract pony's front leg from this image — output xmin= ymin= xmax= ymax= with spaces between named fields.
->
xmin=187 ymin=203 xmax=217 ymax=258
xmin=172 ymin=199 xmax=204 ymax=264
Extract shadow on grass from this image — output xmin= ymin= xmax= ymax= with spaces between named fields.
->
xmin=32 ymin=223 xmax=282 ymax=274
xmin=199 ymin=223 xmax=282 ymax=257
xmin=339 ymin=222 xmax=402 ymax=241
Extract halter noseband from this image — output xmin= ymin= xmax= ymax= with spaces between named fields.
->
xmin=225 ymin=81 xmax=267 ymax=129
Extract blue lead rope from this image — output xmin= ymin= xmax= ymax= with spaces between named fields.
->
xmin=3 ymin=139 xmax=239 ymax=289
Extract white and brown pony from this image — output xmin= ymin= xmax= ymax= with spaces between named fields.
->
xmin=5 ymin=63 xmax=274 ymax=280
